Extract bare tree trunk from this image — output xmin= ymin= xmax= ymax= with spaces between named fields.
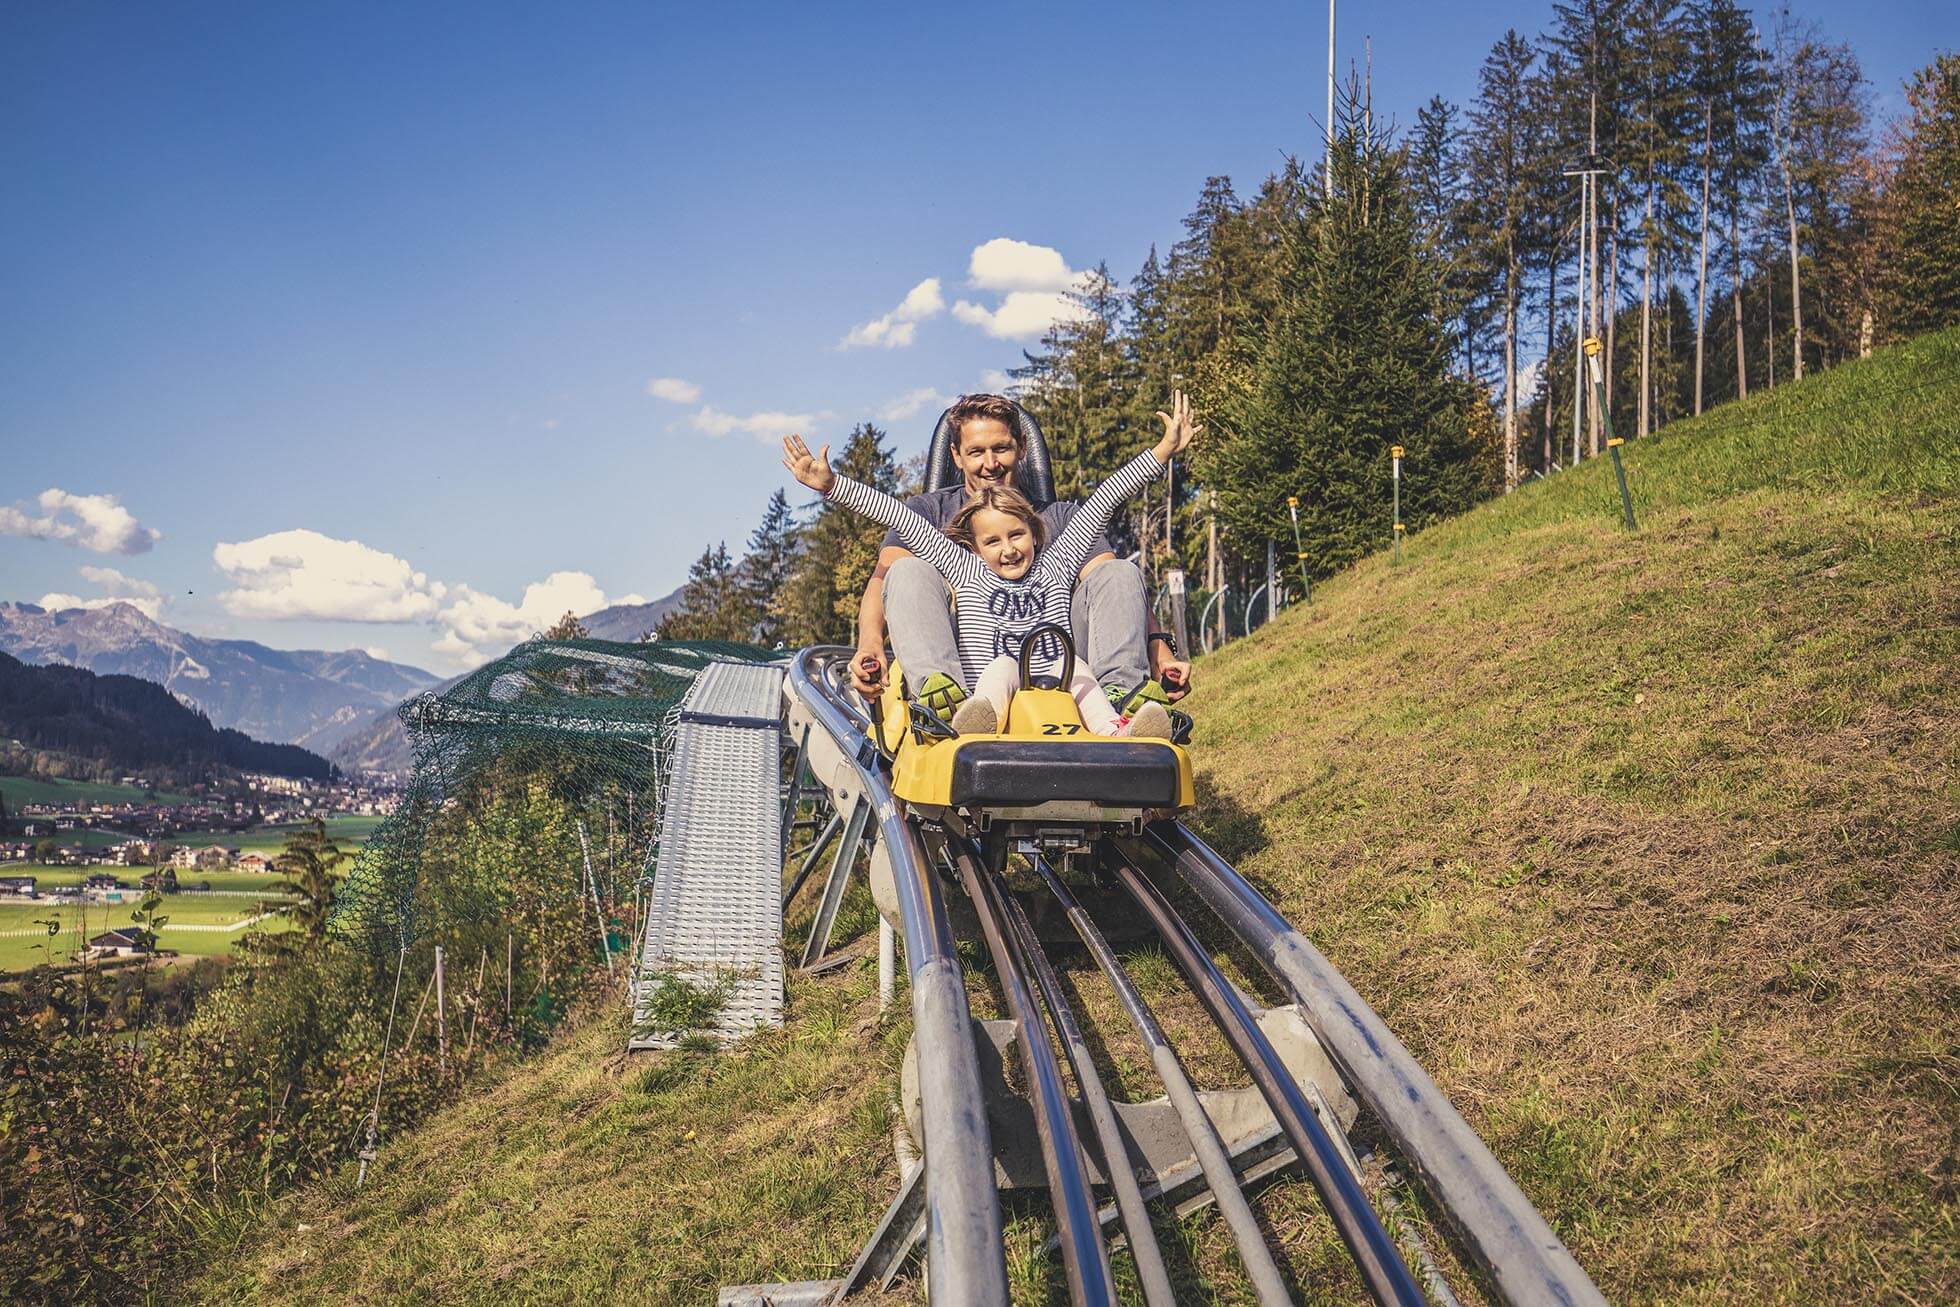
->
xmin=1603 ymin=193 xmax=1619 ymax=455
xmin=1696 ymin=103 xmax=1711 ymax=415
xmin=1639 ymin=184 xmax=1654 ymax=438
xmin=1503 ymin=246 xmax=1519 ymax=492
xmin=1544 ymin=246 xmax=1558 ymax=470
xmin=1779 ymin=157 xmax=1804 ymax=382
xmin=1766 ymin=261 xmax=1777 ymax=388
xmin=1730 ymin=210 xmax=1748 ymax=399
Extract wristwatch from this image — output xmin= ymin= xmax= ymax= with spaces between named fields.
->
xmin=1147 ymin=631 xmax=1178 ymax=657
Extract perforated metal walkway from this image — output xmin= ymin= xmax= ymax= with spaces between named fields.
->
xmin=631 ymin=660 xmax=786 ymax=1049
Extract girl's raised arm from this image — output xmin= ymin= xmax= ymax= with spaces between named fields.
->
xmin=781 ymin=434 xmax=973 ymax=581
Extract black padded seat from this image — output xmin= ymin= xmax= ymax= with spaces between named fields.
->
xmin=948 ymin=740 xmax=1182 ymax=810
xmin=925 ymin=398 xmax=1056 ymax=507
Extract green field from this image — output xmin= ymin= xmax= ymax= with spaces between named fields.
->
xmin=7 ymin=813 xmax=383 ymax=863
xmin=0 ymin=898 xmax=290 ymax=970
xmin=4 ymin=865 xmax=291 ymax=894
xmin=0 ymin=776 xmax=198 ymax=807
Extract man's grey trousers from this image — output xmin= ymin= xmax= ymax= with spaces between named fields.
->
xmin=882 ymin=554 xmax=1151 ymax=693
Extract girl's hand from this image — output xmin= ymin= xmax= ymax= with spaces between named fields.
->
xmin=1153 ymin=389 xmax=1203 ymax=462
xmin=781 ymin=434 xmax=835 ymax=494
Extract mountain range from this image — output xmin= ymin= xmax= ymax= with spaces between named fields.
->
xmin=0 ymin=588 xmax=685 ymax=778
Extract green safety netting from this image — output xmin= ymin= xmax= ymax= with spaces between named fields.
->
xmin=332 ymin=638 xmax=778 ymax=959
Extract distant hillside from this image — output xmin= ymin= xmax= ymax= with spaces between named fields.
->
xmin=581 ymin=588 xmax=684 ymax=642
xmin=0 ymin=603 xmax=440 ymax=751
xmin=325 ymin=590 xmax=685 ymax=776
xmin=0 ymin=651 xmax=333 ymax=783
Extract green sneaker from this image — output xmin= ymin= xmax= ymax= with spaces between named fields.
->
xmin=914 ymin=672 xmax=968 ymax=721
xmin=1105 ymin=679 xmax=1173 ymax=716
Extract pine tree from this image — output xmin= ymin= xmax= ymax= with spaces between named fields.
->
xmin=741 ymin=489 xmax=800 ymax=646
xmin=1467 ymin=31 xmax=1542 ymax=490
xmin=1196 ymin=87 xmax=1492 ymax=579
xmin=1625 ymin=0 xmax=1693 ymax=437
xmin=661 ymin=543 xmax=743 ymax=641
xmin=1885 ymin=54 xmax=1960 ymax=337
xmin=1410 ymin=96 xmax=1477 ymax=375
xmin=272 ymin=816 xmax=346 ymax=946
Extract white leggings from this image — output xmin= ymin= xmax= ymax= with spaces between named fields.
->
xmin=971 ymin=655 xmax=1125 ymax=735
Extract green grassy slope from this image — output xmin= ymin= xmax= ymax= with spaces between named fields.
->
xmin=191 ymin=330 xmax=1958 ymax=1304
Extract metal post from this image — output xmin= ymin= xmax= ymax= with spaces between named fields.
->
xmin=576 ymin=819 xmax=614 ymax=972
xmin=1391 ymin=446 xmax=1404 ymax=563
xmin=1265 ymin=538 xmax=1279 ymax=615
xmin=1585 ymin=337 xmax=1639 ymax=531
xmin=801 ymin=795 xmax=870 ymax=969
xmin=1287 ymin=496 xmax=1311 ymax=603
xmin=1165 ymin=567 xmax=1190 ymax=661
xmin=434 ymin=945 xmax=448 ymax=1077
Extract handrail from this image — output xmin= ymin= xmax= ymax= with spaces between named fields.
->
xmin=1139 ymin=821 xmax=1608 ymax=1307
xmin=784 ymin=648 xmax=1009 ymax=1306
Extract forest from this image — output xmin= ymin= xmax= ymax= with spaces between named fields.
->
xmin=659 ymin=6 xmax=1957 ymax=645
xmin=0 ymin=652 xmax=335 ymax=784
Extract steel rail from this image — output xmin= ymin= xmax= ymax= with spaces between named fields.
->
xmin=1136 ymin=821 xmax=1608 ymax=1307
xmin=1030 ymin=855 xmax=1295 ymax=1307
xmin=784 ymin=649 xmax=1009 ymax=1306
xmin=994 ymin=870 xmax=1177 ymax=1307
xmin=1105 ymin=846 xmax=1426 ymax=1307
xmin=940 ymin=825 xmax=1117 ymax=1306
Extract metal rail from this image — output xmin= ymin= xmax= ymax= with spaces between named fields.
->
xmin=1134 ymin=821 xmax=1609 ymax=1307
xmin=1030 ymin=855 xmax=1294 ymax=1307
xmin=940 ymin=826 xmax=1117 ymax=1305
xmin=784 ymin=650 xmax=1009 ymax=1306
xmin=1107 ymin=846 xmax=1425 ymax=1307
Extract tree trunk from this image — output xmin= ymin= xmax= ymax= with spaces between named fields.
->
xmin=1503 ymin=246 xmax=1519 ymax=492
xmin=1730 ymin=209 xmax=1747 ymax=400
xmin=1696 ymin=103 xmax=1711 ymax=415
xmin=1544 ymin=246 xmax=1558 ymax=471
xmin=1780 ymin=159 xmax=1804 ymax=382
xmin=1603 ymin=192 xmax=1619 ymax=455
xmin=1640 ymin=184 xmax=1654 ymax=438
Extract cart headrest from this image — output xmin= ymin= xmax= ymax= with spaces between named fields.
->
xmin=924 ymin=398 xmax=1056 ymax=507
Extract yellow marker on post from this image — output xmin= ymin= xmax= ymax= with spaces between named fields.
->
xmin=1390 ymin=446 xmax=1404 ymax=562
xmin=1285 ymin=495 xmax=1310 ymax=603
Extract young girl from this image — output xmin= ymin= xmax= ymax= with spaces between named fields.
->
xmin=782 ymin=392 xmax=1200 ymax=739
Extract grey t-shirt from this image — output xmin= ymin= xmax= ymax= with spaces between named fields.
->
xmin=880 ymin=484 xmax=1114 ymax=561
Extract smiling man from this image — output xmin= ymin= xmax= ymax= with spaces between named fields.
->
xmin=851 ymin=392 xmax=1189 ymax=722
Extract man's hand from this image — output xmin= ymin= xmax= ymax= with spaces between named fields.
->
xmin=852 ymin=646 xmax=887 ymax=698
xmin=781 ymin=434 xmax=836 ymax=494
xmin=1152 ymin=652 xmax=1193 ymax=702
xmin=1152 ymin=389 xmax=1203 ymax=463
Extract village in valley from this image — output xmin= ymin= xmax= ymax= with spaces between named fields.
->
xmin=0 ymin=773 xmax=394 ymax=966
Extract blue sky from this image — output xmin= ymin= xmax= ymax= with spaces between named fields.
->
xmin=2 ymin=0 xmax=1946 ymax=671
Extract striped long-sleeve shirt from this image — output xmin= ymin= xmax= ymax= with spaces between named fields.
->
xmin=826 ymin=449 xmax=1166 ymax=689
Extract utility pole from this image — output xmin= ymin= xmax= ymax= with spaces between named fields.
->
xmin=1326 ymin=0 xmax=1337 ymax=199
xmin=1563 ymin=113 xmax=1611 ymax=469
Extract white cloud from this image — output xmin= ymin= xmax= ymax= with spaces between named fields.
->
xmin=78 ymin=565 xmax=160 ymax=598
xmin=839 ymin=278 xmax=945 ymax=349
xmin=968 ymin=238 xmax=1078 ymax=293
xmin=877 ymin=387 xmax=952 ymax=423
xmin=980 ymin=369 xmax=1018 ymax=394
xmin=434 ymin=571 xmax=611 ymax=662
xmin=614 ymin=592 xmax=649 ymax=606
xmin=646 ymin=376 xmax=702 ymax=403
xmin=689 ymin=406 xmax=824 ymax=442
xmin=361 ymin=646 xmax=393 ymax=661
xmin=212 ymin=529 xmax=446 ymax=622
xmin=952 ymin=291 xmax=1092 ymax=341
xmin=0 ymin=488 xmax=159 ymax=555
